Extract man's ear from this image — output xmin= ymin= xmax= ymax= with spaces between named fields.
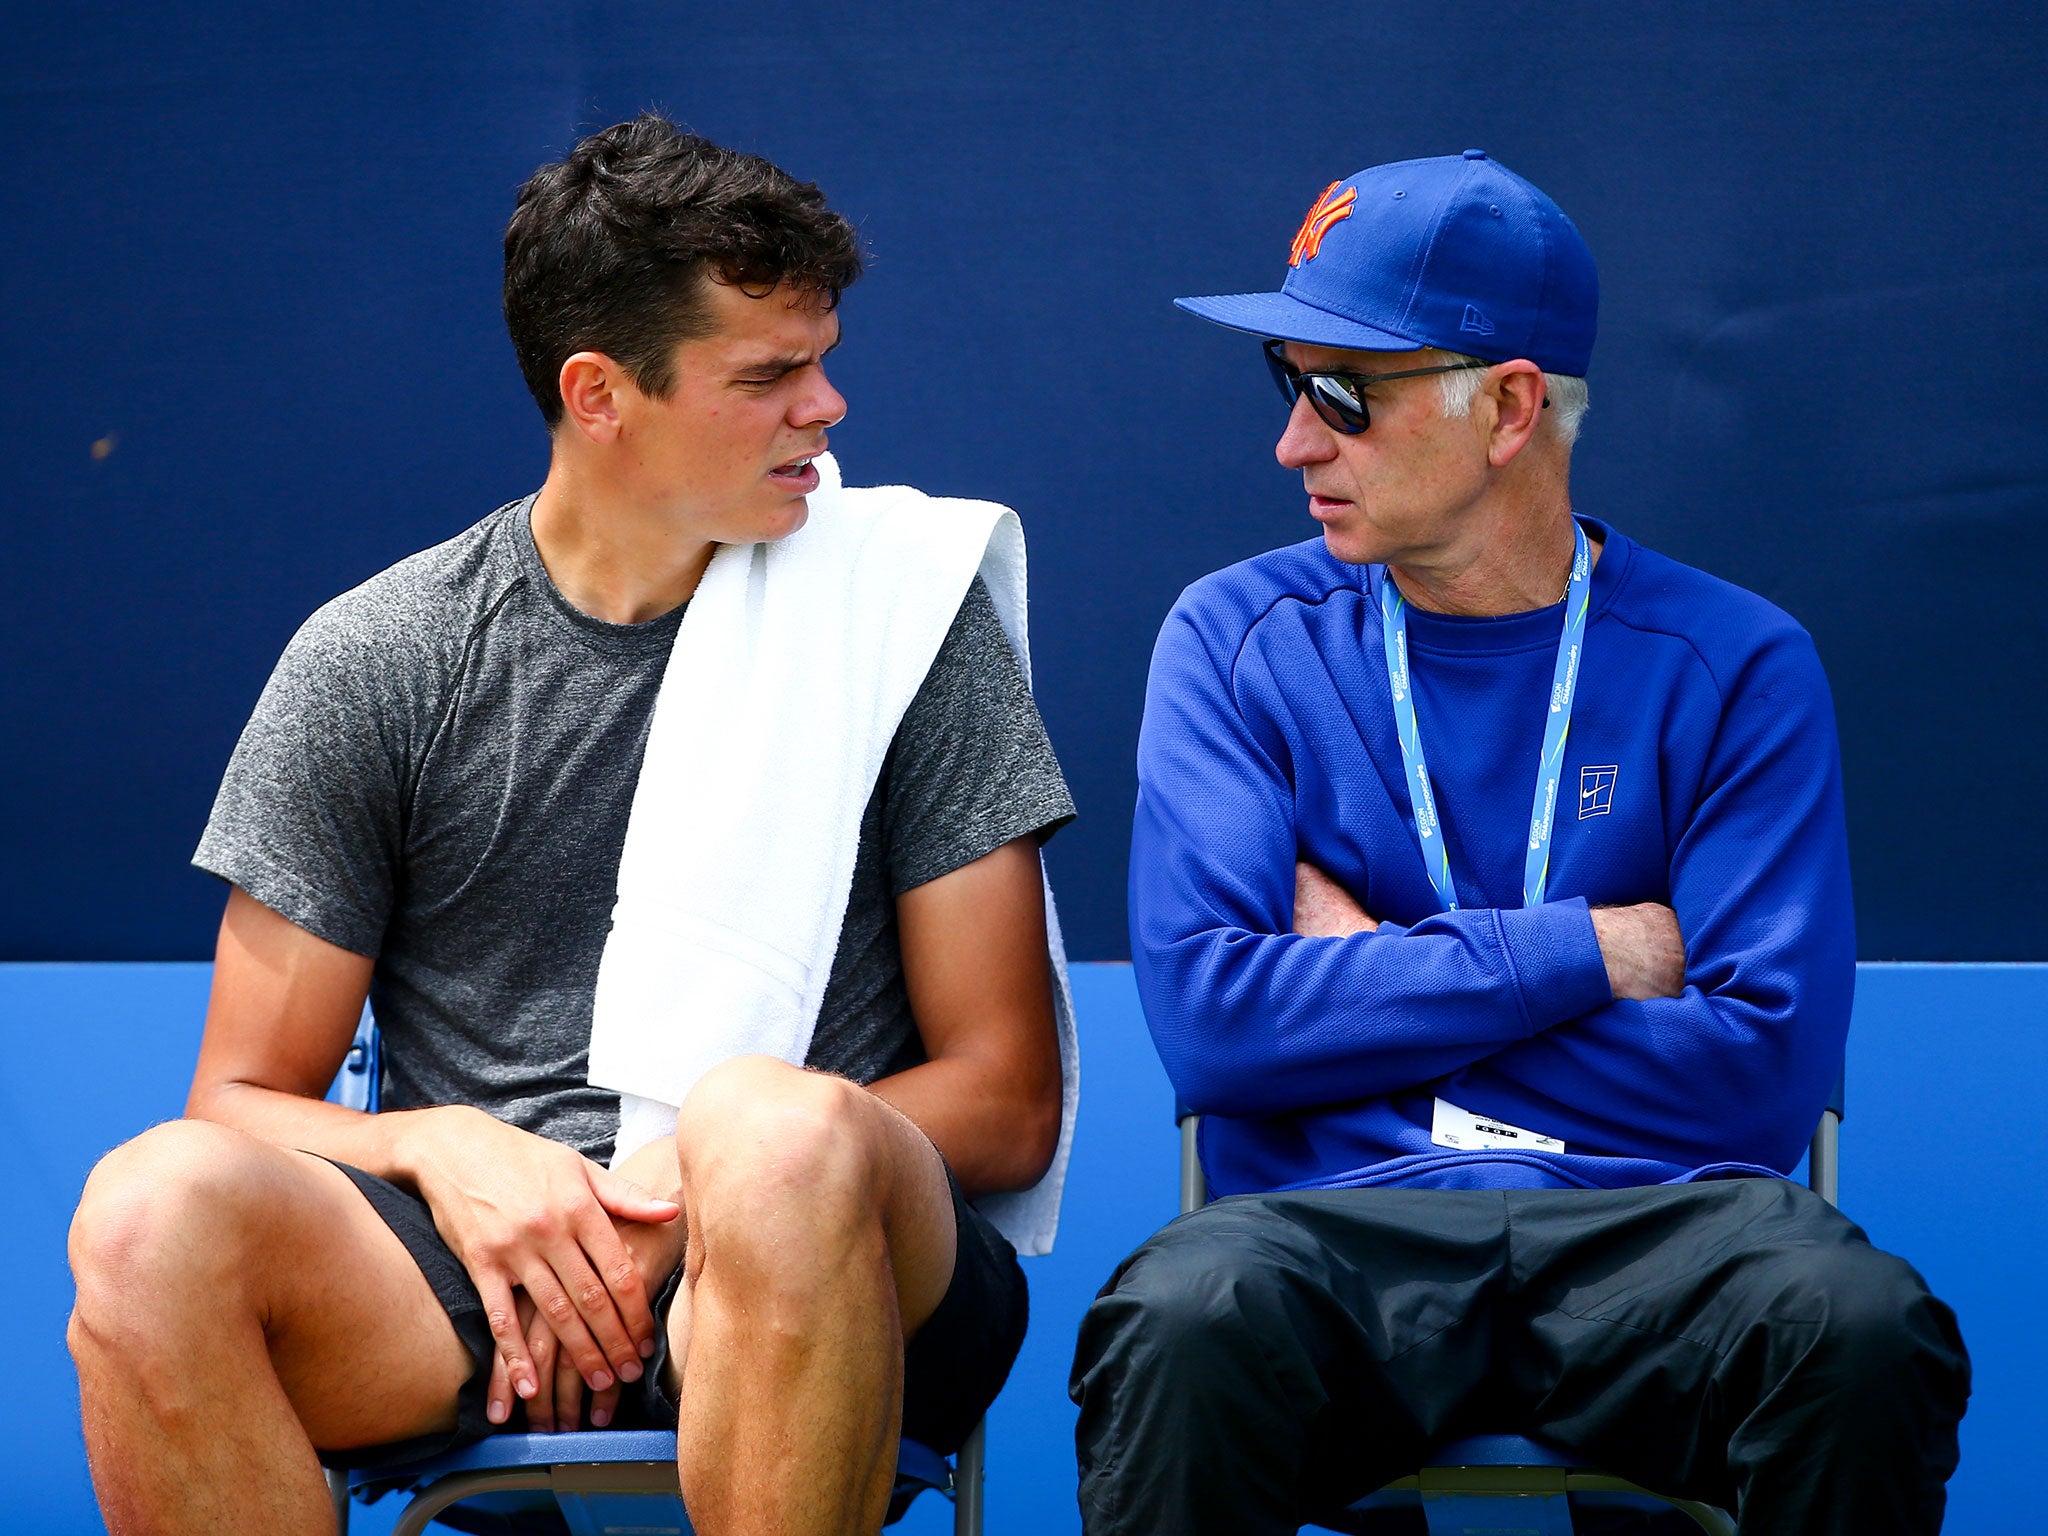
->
xmin=557 ymin=351 xmax=625 ymax=444
xmin=1483 ymin=360 xmax=1548 ymax=468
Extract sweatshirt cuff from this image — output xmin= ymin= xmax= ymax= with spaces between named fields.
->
xmin=1498 ymin=896 xmax=1612 ymax=1031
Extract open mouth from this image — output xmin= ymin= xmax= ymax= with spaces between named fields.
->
xmin=767 ymin=454 xmax=821 ymax=492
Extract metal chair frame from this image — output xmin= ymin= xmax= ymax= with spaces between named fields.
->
xmin=326 ymin=1014 xmax=984 ymax=1535
xmin=329 ymin=1425 xmax=981 ymax=1536
xmin=1176 ymin=1091 xmax=1844 ymax=1536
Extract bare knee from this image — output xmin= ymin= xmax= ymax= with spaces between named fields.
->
xmin=677 ymin=1058 xmax=887 ymax=1275
xmin=69 ymin=1120 xmax=273 ymax=1352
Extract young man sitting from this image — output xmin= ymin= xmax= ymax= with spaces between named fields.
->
xmin=68 ymin=114 xmax=1074 ymax=1536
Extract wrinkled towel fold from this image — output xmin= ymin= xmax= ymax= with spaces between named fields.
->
xmin=590 ymin=454 xmax=1077 ymax=1255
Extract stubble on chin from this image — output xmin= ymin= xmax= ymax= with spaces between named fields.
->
xmin=1321 ymin=526 xmax=1379 ymax=568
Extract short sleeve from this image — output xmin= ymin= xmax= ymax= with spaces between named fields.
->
xmin=880 ymin=576 xmax=1076 ymax=895
xmin=191 ymin=603 xmax=417 ymax=957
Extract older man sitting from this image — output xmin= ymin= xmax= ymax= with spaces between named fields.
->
xmin=1071 ymin=151 xmax=1968 ymax=1536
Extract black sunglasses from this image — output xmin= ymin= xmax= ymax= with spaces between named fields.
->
xmin=1263 ymin=339 xmax=1490 ymax=434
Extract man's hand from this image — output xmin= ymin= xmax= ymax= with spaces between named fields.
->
xmin=484 ymin=1141 xmax=689 ymax=1429
xmin=1294 ymin=860 xmax=1380 ymax=938
xmin=487 ymin=1293 xmax=626 ymax=1431
xmin=409 ymin=1106 xmax=679 ymax=1406
xmin=1590 ymin=902 xmax=1686 ymax=1001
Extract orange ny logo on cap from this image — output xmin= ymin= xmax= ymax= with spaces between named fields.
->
xmin=1289 ymin=181 xmax=1357 ymax=267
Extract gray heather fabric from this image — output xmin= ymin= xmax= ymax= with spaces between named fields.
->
xmin=194 ymin=496 xmax=1074 ymax=1163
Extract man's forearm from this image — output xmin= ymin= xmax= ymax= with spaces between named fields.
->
xmin=1142 ymin=899 xmax=1614 ymax=1121
xmin=185 ymin=1077 xmax=474 ymax=1193
xmin=869 ymin=1054 xmax=1059 ymax=1200
xmin=1587 ymin=903 xmax=1687 ymax=1001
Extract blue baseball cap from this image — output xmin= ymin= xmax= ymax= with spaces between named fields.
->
xmin=1176 ymin=150 xmax=1598 ymax=377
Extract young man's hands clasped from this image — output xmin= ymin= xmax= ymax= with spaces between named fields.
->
xmin=408 ymin=1107 xmax=684 ymax=1426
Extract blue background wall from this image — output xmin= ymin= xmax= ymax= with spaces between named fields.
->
xmin=4 ymin=2 xmax=2047 ymax=963
xmin=7 ymin=962 xmax=2044 ymax=1533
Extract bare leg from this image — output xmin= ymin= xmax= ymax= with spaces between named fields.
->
xmin=667 ymin=1057 xmax=959 ymax=1536
xmin=68 ymin=1120 xmax=476 ymax=1535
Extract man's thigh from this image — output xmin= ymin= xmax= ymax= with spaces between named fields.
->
xmin=141 ymin=1124 xmax=477 ymax=1454
xmin=1081 ymin=1188 xmax=1516 ymax=1427
xmin=1506 ymin=1179 xmax=1961 ymax=1489
xmin=900 ymin=1166 xmax=1027 ymax=1454
xmin=1511 ymin=1177 xmax=1915 ymax=1370
xmin=284 ymin=1156 xmax=492 ymax=1459
xmin=856 ymin=1085 xmax=961 ymax=1337
xmin=1073 ymin=1187 xmax=1524 ymax=1521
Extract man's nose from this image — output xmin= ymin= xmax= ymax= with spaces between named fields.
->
xmin=798 ymin=369 xmax=848 ymax=430
xmin=1275 ymin=395 xmax=1335 ymax=470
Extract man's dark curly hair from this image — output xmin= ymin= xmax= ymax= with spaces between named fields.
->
xmin=503 ymin=114 xmax=864 ymax=428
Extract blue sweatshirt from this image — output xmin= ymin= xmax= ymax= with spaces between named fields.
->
xmin=1130 ymin=520 xmax=1853 ymax=1197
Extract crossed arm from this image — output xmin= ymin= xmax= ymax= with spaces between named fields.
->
xmin=185 ymin=833 xmax=1060 ymax=1429
xmin=1132 ymin=602 xmax=1853 ymax=1171
xmin=1294 ymin=860 xmax=1687 ymax=1001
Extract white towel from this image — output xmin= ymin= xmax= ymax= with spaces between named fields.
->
xmin=589 ymin=454 xmax=1078 ymax=1256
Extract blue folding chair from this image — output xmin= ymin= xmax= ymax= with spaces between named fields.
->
xmin=1175 ymin=1078 xmax=1845 ymax=1536
xmin=327 ymin=1012 xmax=985 ymax=1535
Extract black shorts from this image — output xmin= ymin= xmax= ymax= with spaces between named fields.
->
xmin=321 ymin=1155 xmax=1027 ymax=1470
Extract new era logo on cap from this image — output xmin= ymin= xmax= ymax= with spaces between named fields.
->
xmin=1289 ymin=181 xmax=1356 ymax=268
xmin=1174 ymin=151 xmax=1600 ymax=377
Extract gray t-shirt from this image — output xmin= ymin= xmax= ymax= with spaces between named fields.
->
xmin=195 ymin=496 xmax=1074 ymax=1162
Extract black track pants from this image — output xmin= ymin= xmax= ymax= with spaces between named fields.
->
xmin=1071 ymin=1179 xmax=1968 ymax=1535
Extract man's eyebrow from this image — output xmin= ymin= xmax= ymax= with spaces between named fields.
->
xmin=734 ymin=333 xmax=843 ymax=377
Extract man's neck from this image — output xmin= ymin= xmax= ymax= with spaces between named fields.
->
xmin=1386 ymin=502 xmax=1595 ymax=617
xmin=528 ymin=461 xmax=718 ymax=626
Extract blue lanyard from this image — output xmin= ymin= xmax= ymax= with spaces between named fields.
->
xmin=1378 ymin=521 xmax=1592 ymax=912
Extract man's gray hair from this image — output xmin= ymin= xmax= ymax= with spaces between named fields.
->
xmin=1436 ymin=353 xmax=1589 ymax=447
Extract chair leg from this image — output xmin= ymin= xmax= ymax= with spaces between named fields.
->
xmin=389 ymin=1471 xmax=553 ymax=1536
xmin=1564 ymin=1474 xmax=1735 ymax=1535
xmin=953 ymin=1418 xmax=985 ymax=1536
xmin=1179 ymin=1115 xmax=1206 ymax=1215
xmin=1808 ymin=1110 xmax=1840 ymax=1208
xmin=325 ymin=1467 xmax=351 ymax=1533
